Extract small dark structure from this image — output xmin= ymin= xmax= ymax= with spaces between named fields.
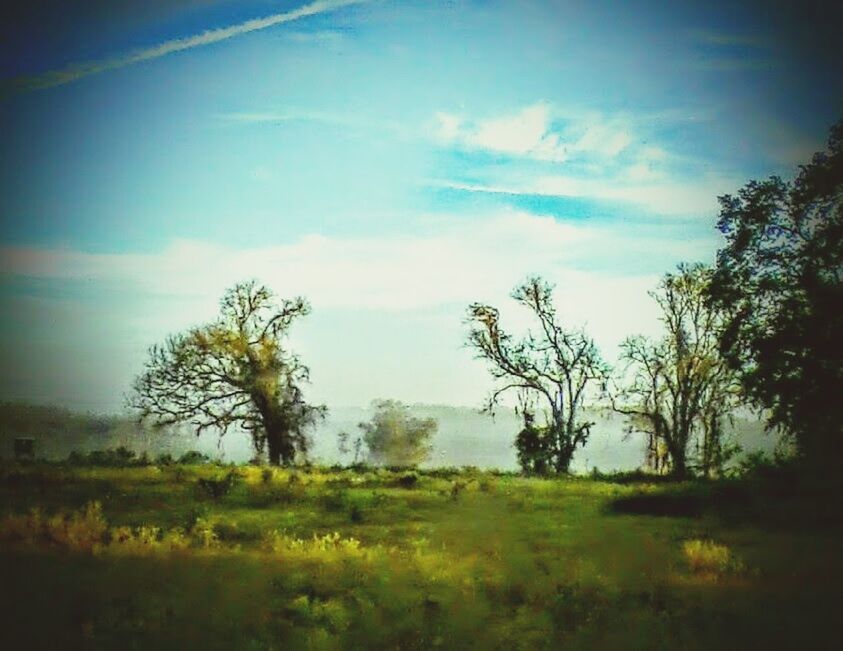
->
xmin=14 ymin=437 xmax=35 ymax=461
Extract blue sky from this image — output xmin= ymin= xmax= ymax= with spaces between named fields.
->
xmin=1 ymin=0 xmax=841 ymax=411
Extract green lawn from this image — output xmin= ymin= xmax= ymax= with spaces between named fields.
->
xmin=1 ymin=463 xmax=840 ymax=649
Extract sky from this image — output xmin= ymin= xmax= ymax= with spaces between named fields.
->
xmin=0 ymin=0 xmax=841 ymax=413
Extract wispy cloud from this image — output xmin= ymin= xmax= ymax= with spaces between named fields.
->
xmin=431 ymin=172 xmax=737 ymax=217
xmin=430 ymin=103 xmax=745 ymax=216
xmin=4 ymin=0 xmax=368 ymax=93
xmin=433 ymin=104 xmax=634 ymax=162
xmin=3 ymin=210 xmax=696 ymax=409
xmin=1 ymin=211 xmax=587 ymax=310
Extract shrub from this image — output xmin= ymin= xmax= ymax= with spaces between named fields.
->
xmin=108 ymin=525 xmax=191 ymax=555
xmin=0 ymin=502 xmax=108 ymax=552
xmin=66 ymin=447 xmax=148 ymax=467
xmin=191 ymin=518 xmax=220 ymax=549
xmin=320 ymin=488 xmax=350 ymax=512
xmin=682 ymin=539 xmax=744 ymax=577
xmin=263 ymin=530 xmax=368 ymax=562
xmin=178 ymin=450 xmax=210 ymax=465
xmin=394 ymin=472 xmax=419 ymax=489
xmin=349 ymin=502 xmax=365 ymax=523
xmin=197 ymin=471 xmax=239 ymax=501
xmin=449 ymin=480 xmax=466 ymax=502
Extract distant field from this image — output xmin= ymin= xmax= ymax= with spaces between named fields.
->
xmin=1 ymin=463 xmax=839 ymax=649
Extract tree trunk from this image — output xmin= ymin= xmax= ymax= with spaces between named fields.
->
xmin=553 ymin=425 xmax=574 ymax=474
xmin=267 ymin=431 xmax=282 ymax=466
xmin=264 ymin=415 xmax=294 ymax=466
xmin=669 ymin=443 xmax=688 ymax=479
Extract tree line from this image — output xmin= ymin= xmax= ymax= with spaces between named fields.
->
xmin=130 ymin=119 xmax=842 ymax=477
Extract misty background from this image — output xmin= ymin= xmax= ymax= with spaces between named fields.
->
xmin=0 ymin=402 xmax=775 ymax=472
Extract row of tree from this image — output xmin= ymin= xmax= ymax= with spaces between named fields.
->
xmin=467 ymin=266 xmax=738 ymax=478
xmin=130 ymin=119 xmax=841 ymax=476
xmin=467 ymin=119 xmax=842 ymax=478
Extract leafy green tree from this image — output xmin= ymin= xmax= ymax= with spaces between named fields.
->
xmin=710 ymin=120 xmax=843 ymax=468
xmin=467 ymin=276 xmax=609 ymax=474
xmin=614 ymin=264 xmax=741 ymax=478
xmin=358 ymin=400 xmax=436 ymax=467
xmin=129 ymin=281 xmax=325 ymax=465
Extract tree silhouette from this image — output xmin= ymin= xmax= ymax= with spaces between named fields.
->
xmin=710 ymin=119 xmax=843 ymax=468
xmin=613 ymin=264 xmax=741 ymax=478
xmin=467 ymin=276 xmax=609 ymax=474
xmin=129 ymin=281 xmax=325 ymax=465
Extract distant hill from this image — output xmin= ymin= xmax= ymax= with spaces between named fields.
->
xmin=0 ymin=402 xmax=777 ymax=471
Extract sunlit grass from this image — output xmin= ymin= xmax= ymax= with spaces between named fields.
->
xmin=681 ymin=539 xmax=745 ymax=579
xmin=0 ymin=463 xmax=840 ymax=649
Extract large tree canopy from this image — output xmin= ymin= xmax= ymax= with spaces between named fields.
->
xmin=467 ymin=276 xmax=609 ymax=474
xmin=710 ymin=120 xmax=843 ymax=467
xmin=614 ymin=264 xmax=742 ymax=478
xmin=130 ymin=281 xmax=326 ymax=465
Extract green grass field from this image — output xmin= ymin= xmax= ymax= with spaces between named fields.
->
xmin=1 ymin=462 xmax=840 ymax=649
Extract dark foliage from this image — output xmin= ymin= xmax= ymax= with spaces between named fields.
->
xmin=711 ymin=119 xmax=843 ymax=469
xmin=197 ymin=471 xmax=240 ymax=501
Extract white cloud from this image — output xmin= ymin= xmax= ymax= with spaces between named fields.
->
xmin=4 ymin=209 xmax=712 ymax=408
xmin=8 ymin=0 xmax=369 ymax=91
xmin=434 ymin=104 xmax=638 ymax=162
xmin=435 ymin=104 xmax=566 ymax=160
xmin=434 ymin=112 xmax=464 ymax=143
xmin=1 ymin=211 xmax=581 ymax=309
xmin=532 ymin=174 xmax=733 ymax=215
xmin=572 ymin=119 xmax=632 ymax=158
xmin=1 ymin=209 xmax=672 ymax=345
xmin=465 ymin=104 xmax=565 ymax=160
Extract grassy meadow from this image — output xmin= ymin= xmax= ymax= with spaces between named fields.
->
xmin=1 ymin=461 xmax=840 ymax=649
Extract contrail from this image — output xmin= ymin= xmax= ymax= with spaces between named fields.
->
xmin=4 ymin=0 xmax=367 ymax=94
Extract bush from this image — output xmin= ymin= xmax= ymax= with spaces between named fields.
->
xmin=197 ymin=471 xmax=239 ymax=501
xmin=178 ymin=450 xmax=210 ymax=465
xmin=682 ymin=539 xmax=744 ymax=577
xmin=320 ymin=488 xmax=350 ymax=512
xmin=66 ymin=447 xmax=148 ymax=467
xmin=0 ymin=502 xmax=108 ymax=552
xmin=515 ymin=421 xmax=554 ymax=475
xmin=394 ymin=472 xmax=419 ymax=489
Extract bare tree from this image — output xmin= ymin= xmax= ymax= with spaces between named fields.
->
xmin=613 ymin=264 xmax=742 ymax=478
xmin=467 ymin=276 xmax=609 ymax=474
xmin=129 ymin=281 xmax=326 ymax=465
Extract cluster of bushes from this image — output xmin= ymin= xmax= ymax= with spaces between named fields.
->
xmin=65 ymin=447 xmax=211 ymax=467
xmin=0 ymin=501 xmax=229 ymax=554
